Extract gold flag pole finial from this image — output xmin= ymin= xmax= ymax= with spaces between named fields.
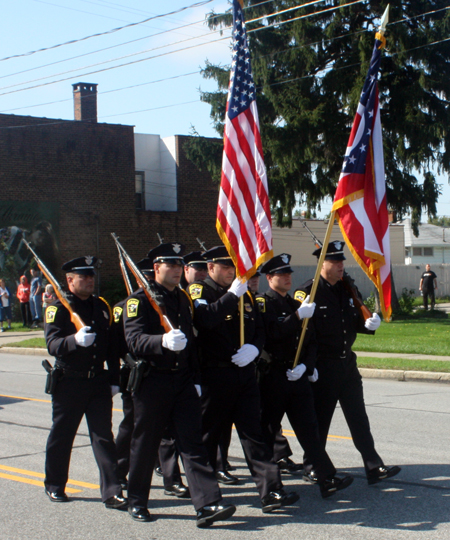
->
xmin=376 ymin=5 xmax=389 ymax=48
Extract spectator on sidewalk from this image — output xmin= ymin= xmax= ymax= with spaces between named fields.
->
xmin=17 ymin=275 xmax=32 ymax=327
xmin=419 ymin=264 xmax=437 ymax=310
xmin=42 ymin=284 xmax=57 ymax=319
xmin=0 ymin=278 xmax=12 ymax=332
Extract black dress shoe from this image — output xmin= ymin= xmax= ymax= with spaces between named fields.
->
xmin=367 ymin=465 xmax=401 ymax=485
xmin=261 ymin=489 xmax=300 ymax=513
xmin=215 ymin=470 xmax=239 ymax=485
xmin=196 ymin=503 xmax=236 ymax=528
xmin=303 ymin=469 xmax=319 ymax=484
xmin=104 ymin=494 xmax=128 ymax=510
xmin=154 ymin=466 xmax=163 ymax=477
xmin=277 ymin=457 xmax=304 ymax=475
xmin=320 ymin=475 xmax=354 ymax=498
xmin=45 ymin=489 xmax=69 ymax=503
xmin=164 ymin=483 xmax=191 ymax=498
xmin=128 ymin=506 xmax=153 ymax=522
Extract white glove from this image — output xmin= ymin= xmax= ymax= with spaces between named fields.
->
xmin=162 ymin=329 xmax=187 ymax=351
xmin=308 ymin=368 xmax=319 ymax=383
xmin=74 ymin=326 xmax=96 ymax=347
xmin=296 ymin=295 xmax=316 ymax=319
xmin=194 ymin=384 xmax=202 ymax=397
xmin=365 ymin=313 xmax=381 ymax=331
xmin=231 ymin=343 xmax=259 ymax=367
xmin=110 ymin=385 xmax=120 ymax=397
xmin=228 ymin=277 xmax=248 ymax=298
xmin=286 ymin=363 xmax=307 ymax=381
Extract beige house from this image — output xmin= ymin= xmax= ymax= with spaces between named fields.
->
xmin=272 ymin=218 xmax=405 ymax=266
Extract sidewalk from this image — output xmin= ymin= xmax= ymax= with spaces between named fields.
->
xmin=1 ymin=328 xmax=450 ymax=383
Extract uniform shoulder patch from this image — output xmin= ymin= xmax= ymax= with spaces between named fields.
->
xmin=113 ymin=306 xmax=123 ymax=323
xmin=294 ymin=290 xmax=307 ymax=303
xmin=126 ymin=298 xmax=139 ymax=318
xmin=255 ymin=296 xmax=266 ymax=313
xmin=189 ymin=284 xmax=203 ymax=300
xmin=46 ymin=305 xmax=58 ymax=324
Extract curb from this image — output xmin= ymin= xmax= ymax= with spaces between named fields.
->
xmin=359 ymin=367 xmax=450 ymax=384
xmin=0 ymin=347 xmax=47 ymax=356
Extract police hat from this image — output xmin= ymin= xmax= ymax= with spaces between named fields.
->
xmin=137 ymin=258 xmax=155 ymax=278
xmin=313 ymin=240 xmax=346 ymax=261
xmin=147 ymin=242 xmax=185 ymax=265
xmin=183 ymin=251 xmax=207 ymax=269
xmin=260 ymin=254 xmax=293 ymax=274
xmin=203 ymin=246 xmax=234 ymax=267
xmin=62 ymin=256 xmax=97 ymax=276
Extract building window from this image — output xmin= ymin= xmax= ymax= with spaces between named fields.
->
xmin=412 ymin=247 xmax=434 ymax=257
xmin=135 ymin=171 xmax=145 ymax=210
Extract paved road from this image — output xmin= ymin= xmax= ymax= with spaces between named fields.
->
xmin=1 ymin=352 xmax=450 ymax=540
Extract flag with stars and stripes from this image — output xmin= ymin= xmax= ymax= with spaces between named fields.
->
xmin=216 ymin=0 xmax=273 ymax=281
xmin=332 ymin=33 xmax=392 ymax=321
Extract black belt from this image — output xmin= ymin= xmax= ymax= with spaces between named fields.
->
xmin=61 ymin=368 xmax=105 ymax=379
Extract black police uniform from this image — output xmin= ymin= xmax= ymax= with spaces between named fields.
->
xmin=123 ymin=283 xmax=221 ymax=512
xmin=190 ymin=276 xmax=284 ymax=499
xmin=294 ymin=276 xmax=384 ymax=473
xmin=256 ymin=287 xmax=336 ymax=483
xmin=44 ymin=292 xmax=122 ymax=501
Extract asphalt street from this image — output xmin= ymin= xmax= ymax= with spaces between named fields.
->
xmin=1 ymin=351 xmax=449 ymax=540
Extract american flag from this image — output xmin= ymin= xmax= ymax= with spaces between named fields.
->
xmin=216 ymin=0 xmax=273 ymax=280
xmin=332 ymin=34 xmax=392 ymax=320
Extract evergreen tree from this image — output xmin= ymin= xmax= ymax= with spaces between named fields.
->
xmin=185 ymin=0 xmax=450 ymax=232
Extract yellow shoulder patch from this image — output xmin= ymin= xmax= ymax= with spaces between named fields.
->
xmin=113 ymin=306 xmax=123 ymax=323
xmin=126 ymin=299 xmax=139 ymax=318
xmin=46 ymin=305 xmax=58 ymax=324
xmin=189 ymin=284 xmax=203 ymax=300
xmin=256 ymin=296 xmax=266 ymax=313
xmin=294 ymin=290 xmax=306 ymax=303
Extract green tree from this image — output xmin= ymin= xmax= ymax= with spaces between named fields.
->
xmin=186 ymin=0 xmax=449 ymax=231
xmin=428 ymin=215 xmax=450 ymax=227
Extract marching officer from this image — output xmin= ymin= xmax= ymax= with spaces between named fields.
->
xmin=44 ymin=256 xmax=127 ymax=509
xmin=257 ymin=254 xmax=353 ymax=498
xmin=189 ymin=246 xmax=299 ymax=513
xmin=123 ymin=243 xmax=235 ymax=527
xmin=294 ymin=241 xmax=401 ymax=485
xmin=181 ymin=251 xmax=208 ymax=290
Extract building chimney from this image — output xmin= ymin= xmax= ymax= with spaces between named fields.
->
xmin=72 ymin=82 xmax=98 ymax=122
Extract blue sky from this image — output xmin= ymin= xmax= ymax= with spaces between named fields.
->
xmin=2 ymin=0 xmax=449 ymax=218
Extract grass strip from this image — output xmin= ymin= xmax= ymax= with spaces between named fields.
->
xmin=357 ymin=357 xmax=450 ymax=373
xmin=2 ymin=338 xmax=46 ymax=348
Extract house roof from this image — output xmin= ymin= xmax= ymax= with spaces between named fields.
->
xmin=402 ymin=217 xmax=450 ymax=247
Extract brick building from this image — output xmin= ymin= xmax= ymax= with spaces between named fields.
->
xmin=0 ymin=84 xmax=221 ymax=292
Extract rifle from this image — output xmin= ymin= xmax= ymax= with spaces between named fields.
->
xmin=196 ymin=237 xmax=207 ymax=251
xmin=299 ymin=217 xmax=371 ymax=321
xmin=110 ymin=233 xmax=173 ymax=332
xmin=113 ymin=236 xmax=133 ymax=296
xmin=22 ymin=237 xmax=86 ymax=331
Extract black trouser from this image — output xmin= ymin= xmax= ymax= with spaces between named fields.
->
xmin=116 ymin=391 xmax=134 ymax=482
xmin=306 ymin=359 xmax=383 ymax=473
xmin=127 ymin=369 xmax=221 ymax=511
xmin=158 ymin=426 xmax=183 ymax=489
xmin=45 ymin=373 xmax=122 ymax=501
xmin=260 ymin=368 xmax=335 ymax=483
xmin=201 ymin=363 xmax=283 ymax=498
xmin=273 ymin=428 xmax=294 ymax=462
xmin=19 ymin=302 xmax=32 ymax=326
xmin=423 ymin=288 xmax=435 ymax=310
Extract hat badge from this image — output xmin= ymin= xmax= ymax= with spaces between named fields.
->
xmin=85 ymin=256 xmax=93 ymax=265
xmin=281 ymin=254 xmax=289 ymax=264
xmin=172 ymin=243 xmax=181 ymax=254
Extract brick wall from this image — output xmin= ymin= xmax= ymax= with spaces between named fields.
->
xmin=0 ymin=115 xmax=222 ymax=286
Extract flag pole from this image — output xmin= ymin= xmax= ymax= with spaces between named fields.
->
xmin=292 ymin=211 xmax=336 ymax=368
xmin=240 ymin=296 xmax=244 ymax=346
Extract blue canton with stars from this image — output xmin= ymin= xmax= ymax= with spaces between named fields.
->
xmin=228 ymin=0 xmax=256 ymax=120
xmin=341 ymin=39 xmax=382 ymax=175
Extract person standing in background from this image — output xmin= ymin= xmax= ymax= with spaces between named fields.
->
xmin=419 ymin=264 xmax=437 ymax=310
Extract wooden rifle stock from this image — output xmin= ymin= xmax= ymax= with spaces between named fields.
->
xmin=21 ymin=237 xmax=86 ymax=331
xmin=341 ymin=274 xmax=372 ymax=321
xmin=110 ymin=233 xmax=173 ymax=333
